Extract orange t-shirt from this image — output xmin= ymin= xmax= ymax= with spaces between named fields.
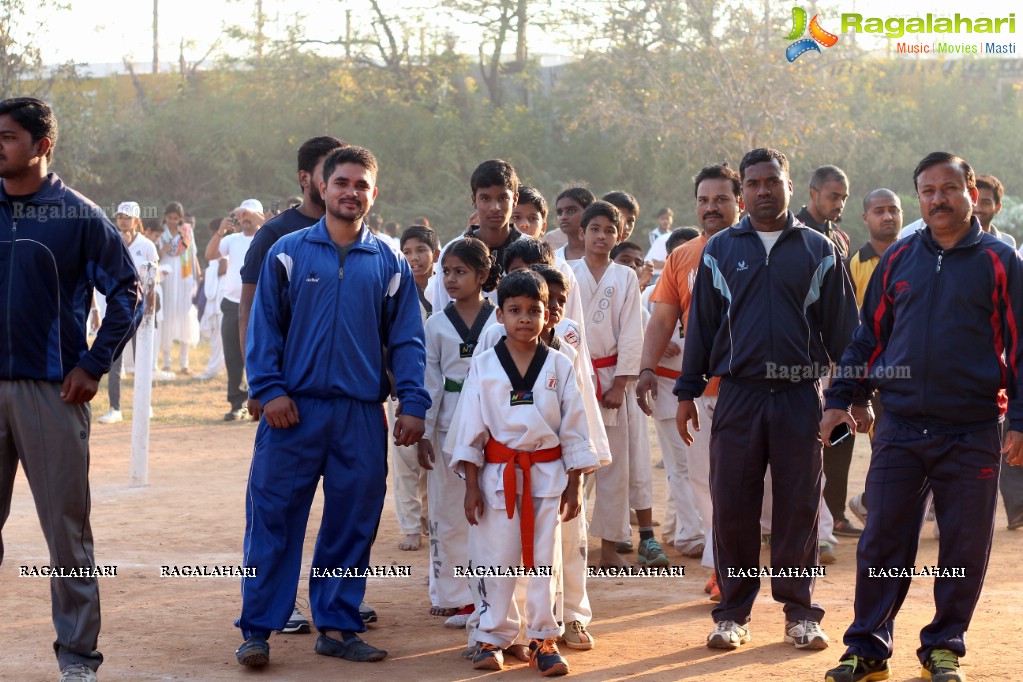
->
xmin=650 ymin=234 xmax=720 ymax=397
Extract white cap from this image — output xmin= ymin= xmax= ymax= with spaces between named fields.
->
xmin=116 ymin=201 xmax=141 ymax=218
xmin=235 ymin=198 xmax=264 ymax=214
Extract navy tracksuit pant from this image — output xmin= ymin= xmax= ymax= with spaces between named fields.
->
xmin=710 ymin=378 xmax=825 ymax=624
xmin=842 ymin=412 xmax=1001 ymax=663
xmin=238 ymin=396 xmax=388 ymax=638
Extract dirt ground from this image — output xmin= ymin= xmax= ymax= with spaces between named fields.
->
xmin=3 ymin=370 xmax=1023 ymax=681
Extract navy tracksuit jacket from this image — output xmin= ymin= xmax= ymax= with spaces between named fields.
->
xmin=675 ymin=212 xmax=858 ymax=624
xmin=825 ymin=218 xmax=1023 ymax=662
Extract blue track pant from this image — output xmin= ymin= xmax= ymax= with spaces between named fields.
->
xmin=238 ymin=396 xmax=388 ymax=638
xmin=842 ymin=412 xmax=1001 ymax=663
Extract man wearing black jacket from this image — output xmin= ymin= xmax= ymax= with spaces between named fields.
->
xmin=821 ymin=152 xmax=1023 ymax=682
xmin=676 ymin=148 xmax=858 ymax=653
xmin=0 ymin=97 xmax=141 ymax=682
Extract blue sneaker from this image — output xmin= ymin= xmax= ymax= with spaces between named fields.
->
xmin=236 ymin=636 xmax=269 ymax=667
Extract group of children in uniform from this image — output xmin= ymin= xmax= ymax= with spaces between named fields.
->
xmin=392 ymin=159 xmax=701 ymax=676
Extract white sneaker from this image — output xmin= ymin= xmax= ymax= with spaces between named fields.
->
xmin=97 ymin=409 xmax=122 ymax=424
xmin=784 ymin=619 xmax=829 ymax=649
xmin=60 ymin=663 xmax=97 ymax=681
xmin=154 ymin=370 xmax=176 ymax=381
xmin=848 ymin=493 xmax=867 ymax=526
xmin=707 ymin=620 xmax=750 ymax=649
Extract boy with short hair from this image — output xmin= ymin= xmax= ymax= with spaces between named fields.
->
xmin=447 ymin=269 xmax=599 ymax=676
xmin=400 ymin=224 xmax=440 ymax=321
xmin=431 ymin=159 xmax=521 ymax=313
xmin=478 ymin=264 xmax=611 ymax=652
xmin=571 ymin=202 xmax=662 ymax=569
xmin=513 ymin=186 xmax=549 ymax=238
xmin=610 ymin=241 xmax=654 ymax=291
xmin=388 ymin=224 xmax=441 ymax=553
xmin=602 ymin=190 xmax=640 ymax=242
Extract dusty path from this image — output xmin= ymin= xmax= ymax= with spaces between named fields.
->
xmin=3 ymin=394 xmax=1022 ymax=681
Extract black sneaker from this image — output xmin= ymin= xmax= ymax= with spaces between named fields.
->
xmin=833 ymin=518 xmax=863 ymax=537
xmin=224 ymin=406 xmax=248 ymax=421
xmin=472 ymin=642 xmax=505 ymax=670
xmin=315 ymin=633 xmax=387 ymax=662
xmin=236 ymin=636 xmax=270 ymax=667
xmin=921 ymin=649 xmax=963 ymax=682
xmin=529 ymin=638 xmax=569 ymax=676
xmin=824 ymin=654 xmax=890 ymax=682
xmin=360 ymin=600 xmax=378 ymax=624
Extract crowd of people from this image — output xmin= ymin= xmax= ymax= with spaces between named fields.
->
xmin=2 ymin=96 xmax=1022 ymax=682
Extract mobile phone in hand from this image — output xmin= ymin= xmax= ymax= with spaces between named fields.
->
xmin=828 ymin=422 xmax=852 ymax=447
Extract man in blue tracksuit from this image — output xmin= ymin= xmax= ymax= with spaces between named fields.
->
xmin=0 ymin=97 xmax=141 ymax=682
xmin=822 ymin=152 xmax=1023 ymax=682
xmin=675 ymin=148 xmax=859 ymax=653
xmin=236 ymin=145 xmax=430 ymax=666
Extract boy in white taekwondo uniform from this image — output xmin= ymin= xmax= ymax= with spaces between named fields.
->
xmin=447 ymin=270 xmax=599 ymax=676
xmin=569 ymin=202 xmax=656 ymax=569
xmin=477 ymin=265 xmax=610 ymax=653
xmin=419 ymin=284 xmax=499 ymax=619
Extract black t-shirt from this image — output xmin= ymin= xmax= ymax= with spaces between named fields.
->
xmin=5 ymin=192 xmax=36 ymax=220
xmin=239 ymin=206 xmax=320 ymax=284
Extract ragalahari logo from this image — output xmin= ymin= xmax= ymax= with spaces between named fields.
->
xmin=785 ymin=7 xmax=840 ymax=62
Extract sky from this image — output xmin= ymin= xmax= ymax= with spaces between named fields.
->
xmin=20 ymin=0 xmax=1023 ymax=70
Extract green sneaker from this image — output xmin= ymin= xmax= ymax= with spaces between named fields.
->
xmin=824 ymin=654 xmax=890 ymax=682
xmin=922 ymin=649 xmax=964 ymax=682
xmin=637 ymin=537 xmax=670 ymax=568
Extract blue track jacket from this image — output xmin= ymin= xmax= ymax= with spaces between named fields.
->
xmin=246 ymin=219 xmax=430 ymax=418
xmin=675 ymin=212 xmax=858 ymax=400
xmin=825 ymin=218 xmax=1023 ymax=434
xmin=0 ymin=174 xmax=141 ymax=381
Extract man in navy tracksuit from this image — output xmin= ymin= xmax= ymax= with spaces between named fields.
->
xmin=0 ymin=98 xmax=141 ymax=682
xmin=676 ymin=148 xmax=859 ymax=652
xmin=236 ymin=146 xmax=430 ymax=666
xmin=822 ymin=152 xmax=1023 ymax=682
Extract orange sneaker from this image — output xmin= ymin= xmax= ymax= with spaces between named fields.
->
xmin=707 ymin=574 xmax=721 ymax=603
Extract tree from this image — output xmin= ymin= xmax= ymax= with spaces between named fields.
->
xmin=0 ymin=0 xmax=78 ymax=99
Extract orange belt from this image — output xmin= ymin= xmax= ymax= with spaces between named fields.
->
xmin=654 ymin=366 xmax=680 ymax=380
xmin=484 ymin=439 xmax=562 ymax=569
xmin=591 ymin=354 xmax=618 ymax=402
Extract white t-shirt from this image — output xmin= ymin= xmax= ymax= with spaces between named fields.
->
xmin=646 ymin=232 xmax=670 ymax=274
xmin=897 ymin=218 xmax=925 ymax=240
xmin=757 ymin=229 xmax=783 ymax=255
xmin=218 ymin=233 xmax=255 ymax=303
xmin=125 ymin=234 xmax=159 ymax=274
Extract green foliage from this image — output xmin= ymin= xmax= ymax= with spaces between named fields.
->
xmin=20 ymin=0 xmax=1023 ymax=253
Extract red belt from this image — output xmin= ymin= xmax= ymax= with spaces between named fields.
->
xmin=654 ymin=366 xmax=680 ymax=380
xmin=591 ymin=354 xmax=618 ymax=402
xmin=484 ymin=439 xmax=562 ymax=569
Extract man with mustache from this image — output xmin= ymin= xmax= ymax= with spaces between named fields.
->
xmin=636 ymin=163 xmax=743 ymax=602
xmin=676 ymin=148 xmax=858 ymax=652
xmin=821 ymin=152 xmax=1023 ymax=682
xmin=237 ymin=145 xmax=429 ymax=667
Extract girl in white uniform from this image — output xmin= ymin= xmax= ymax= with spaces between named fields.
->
xmin=418 ymin=237 xmax=500 ymax=625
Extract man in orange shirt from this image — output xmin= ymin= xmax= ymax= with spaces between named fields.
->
xmin=636 ymin=163 xmax=742 ymax=601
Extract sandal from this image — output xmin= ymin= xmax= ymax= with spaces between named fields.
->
xmin=430 ymin=605 xmax=459 ymax=617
